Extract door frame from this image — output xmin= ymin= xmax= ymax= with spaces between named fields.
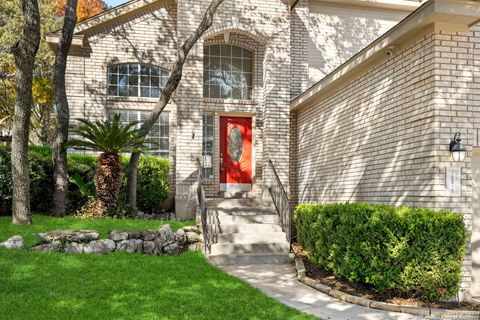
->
xmin=217 ymin=112 xmax=256 ymax=192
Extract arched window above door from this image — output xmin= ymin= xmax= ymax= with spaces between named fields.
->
xmin=203 ymin=44 xmax=253 ymax=100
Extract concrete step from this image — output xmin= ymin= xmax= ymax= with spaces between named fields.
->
xmin=216 ymin=232 xmax=288 ymax=244
xmin=206 ymin=198 xmax=274 ymax=208
xmin=208 ymin=206 xmax=277 ymax=216
xmin=209 ymin=223 xmax=283 ymax=234
xmin=210 ymin=214 xmax=279 ymax=225
xmin=210 ymin=242 xmax=290 ymax=255
xmin=208 ymin=253 xmax=293 ymax=265
xmin=220 ymin=191 xmax=262 ymax=199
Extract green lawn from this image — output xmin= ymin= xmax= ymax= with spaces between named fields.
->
xmin=0 ymin=215 xmax=315 ymax=320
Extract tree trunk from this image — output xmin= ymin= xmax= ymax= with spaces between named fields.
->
xmin=52 ymin=0 xmax=78 ymax=217
xmin=10 ymin=0 xmax=41 ymax=225
xmin=95 ymin=152 xmax=122 ymax=215
xmin=126 ymin=0 xmax=225 ymax=208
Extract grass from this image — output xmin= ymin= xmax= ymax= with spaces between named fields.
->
xmin=0 ymin=215 xmax=316 ymax=320
xmin=0 ymin=214 xmax=194 ymax=247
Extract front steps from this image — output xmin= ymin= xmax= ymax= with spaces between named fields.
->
xmin=205 ymin=196 xmax=292 ymax=266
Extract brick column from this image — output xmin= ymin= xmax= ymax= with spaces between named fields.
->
xmin=174 ymin=1 xmax=205 ymax=219
xmin=262 ymin=10 xmax=291 ymax=194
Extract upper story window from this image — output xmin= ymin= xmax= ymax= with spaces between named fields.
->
xmin=108 ymin=110 xmax=170 ymax=158
xmin=203 ymin=44 xmax=253 ymax=100
xmin=107 ymin=64 xmax=170 ymax=98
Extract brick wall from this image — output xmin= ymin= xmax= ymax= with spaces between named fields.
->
xmin=292 ymin=24 xmax=479 ymax=297
xmin=176 ymin=0 xmax=292 ymax=203
xmin=65 ymin=1 xmax=179 ymax=205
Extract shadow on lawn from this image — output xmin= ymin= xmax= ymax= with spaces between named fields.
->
xmin=0 ymin=250 xmax=313 ymax=320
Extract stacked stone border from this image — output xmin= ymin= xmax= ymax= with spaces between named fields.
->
xmin=294 ymin=258 xmax=480 ymax=318
xmin=0 ymin=224 xmax=202 ymax=256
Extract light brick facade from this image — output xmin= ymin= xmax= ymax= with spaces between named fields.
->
xmin=53 ymin=0 xmax=480 ymax=301
xmin=290 ymin=1 xmax=480 ymax=301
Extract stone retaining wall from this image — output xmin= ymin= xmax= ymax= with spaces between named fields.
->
xmin=28 ymin=224 xmax=202 ymax=256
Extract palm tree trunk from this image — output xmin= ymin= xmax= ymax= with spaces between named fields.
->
xmin=94 ymin=152 xmax=122 ymax=215
xmin=52 ymin=0 xmax=78 ymax=217
xmin=10 ymin=0 xmax=41 ymax=225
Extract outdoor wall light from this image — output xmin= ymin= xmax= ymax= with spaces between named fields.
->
xmin=450 ymin=132 xmax=466 ymax=162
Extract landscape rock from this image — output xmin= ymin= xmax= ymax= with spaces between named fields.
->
xmin=159 ymin=224 xmax=175 ymax=244
xmin=182 ymin=226 xmax=200 ymax=233
xmin=154 ymin=238 xmax=164 ymax=255
xmin=84 ymin=239 xmax=115 ymax=254
xmin=142 ymin=231 xmax=159 ymax=241
xmin=125 ymin=231 xmax=142 ymax=239
xmin=163 ymin=242 xmax=180 ymax=255
xmin=0 ymin=235 xmax=24 ymax=249
xmin=117 ymin=239 xmax=143 ymax=253
xmin=175 ymin=229 xmax=186 ymax=245
xmin=186 ymin=232 xmax=201 ymax=243
xmin=38 ymin=230 xmax=99 ymax=243
xmin=143 ymin=241 xmax=155 ymax=254
xmin=64 ymin=242 xmax=84 ymax=254
xmin=187 ymin=243 xmax=202 ymax=251
xmin=31 ymin=243 xmax=62 ymax=252
xmin=109 ymin=230 xmax=128 ymax=241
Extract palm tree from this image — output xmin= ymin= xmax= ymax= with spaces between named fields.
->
xmin=69 ymin=115 xmax=149 ymax=216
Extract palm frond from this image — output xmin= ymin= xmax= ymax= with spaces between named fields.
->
xmin=69 ymin=115 xmax=150 ymax=154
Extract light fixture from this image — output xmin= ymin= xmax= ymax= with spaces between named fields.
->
xmin=450 ymin=132 xmax=466 ymax=162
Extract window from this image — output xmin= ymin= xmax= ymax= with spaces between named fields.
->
xmin=202 ymin=114 xmax=214 ymax=179
xmin=203 ymin=44 xmax=253 ymax=100
xmin=107 ymin=64 xmax=170 ymax=98
xmin=108 ymin=110 xmax=170 ymax=157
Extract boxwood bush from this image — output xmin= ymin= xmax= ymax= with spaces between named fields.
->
xmin=0 ymin=145 xmax=170 ymax=215
xmin=295 ymin=203 xmax=468 ymax=300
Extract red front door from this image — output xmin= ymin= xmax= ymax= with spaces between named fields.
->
xmin=220 ymin=116 xmax=253 ymax=189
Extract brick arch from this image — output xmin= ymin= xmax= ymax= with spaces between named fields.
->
xmin=202 ymin=26 xmax=269 ymax=48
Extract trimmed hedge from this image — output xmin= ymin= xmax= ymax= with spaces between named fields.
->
xmin=295 ymin=203 xmax=468 ymax=300
xmin=0 ymin=145 xmax=170 ymax=215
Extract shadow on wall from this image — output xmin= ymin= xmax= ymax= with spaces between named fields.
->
xmin=308 ymin=11 xmax=383 ymax=82
xmin=297 ymin=38 xmax=438 ymax=207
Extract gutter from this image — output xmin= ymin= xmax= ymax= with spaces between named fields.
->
xmin=291 ymin=0 xmax=423 ymax=11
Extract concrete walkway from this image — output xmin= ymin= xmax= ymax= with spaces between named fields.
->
xmin=219 ymin=263 xmax=422 ymax=320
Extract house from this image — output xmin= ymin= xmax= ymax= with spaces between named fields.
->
xmin=47 ymin=0 xmax=480 ymax=302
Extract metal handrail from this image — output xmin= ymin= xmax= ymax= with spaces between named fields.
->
xmin=197 ymin=160 xmax=211 ymax=253
xmin=268 ymin=159 xmax=292 ymax=245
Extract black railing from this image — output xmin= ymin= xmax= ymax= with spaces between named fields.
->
xmin=197 ymin=161 xmax=211 ymax=253
xmin=268 ymin=159 xmax=292 ymax=245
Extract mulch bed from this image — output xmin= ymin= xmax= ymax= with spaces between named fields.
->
xmin=292 ymin=243 xmax=479 ymax=311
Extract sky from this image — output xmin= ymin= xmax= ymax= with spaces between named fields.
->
xmin=104 ymin=0 xmax=129 ymax=8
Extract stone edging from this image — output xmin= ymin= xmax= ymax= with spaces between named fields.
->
xmin=295 ymin=258 xmax=480 ymax=318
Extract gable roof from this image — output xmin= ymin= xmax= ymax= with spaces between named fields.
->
xmin=46 ymin=0 xmax=174 ymax=48
xmin=74 ymin=0 xmax=173 ymax=34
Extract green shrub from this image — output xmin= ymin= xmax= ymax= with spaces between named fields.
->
xmin=119 ymin=155 xmax=170 ymax=213
xmin=295 ymin=203 xmax=468 ymax=301
xmin=0 ymin=145 xmax=53 ymax=215
xmin=0 ymin=146 xmax=170 ymax=215
xmin=137 ymin=155 xmax=170 ymax=213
